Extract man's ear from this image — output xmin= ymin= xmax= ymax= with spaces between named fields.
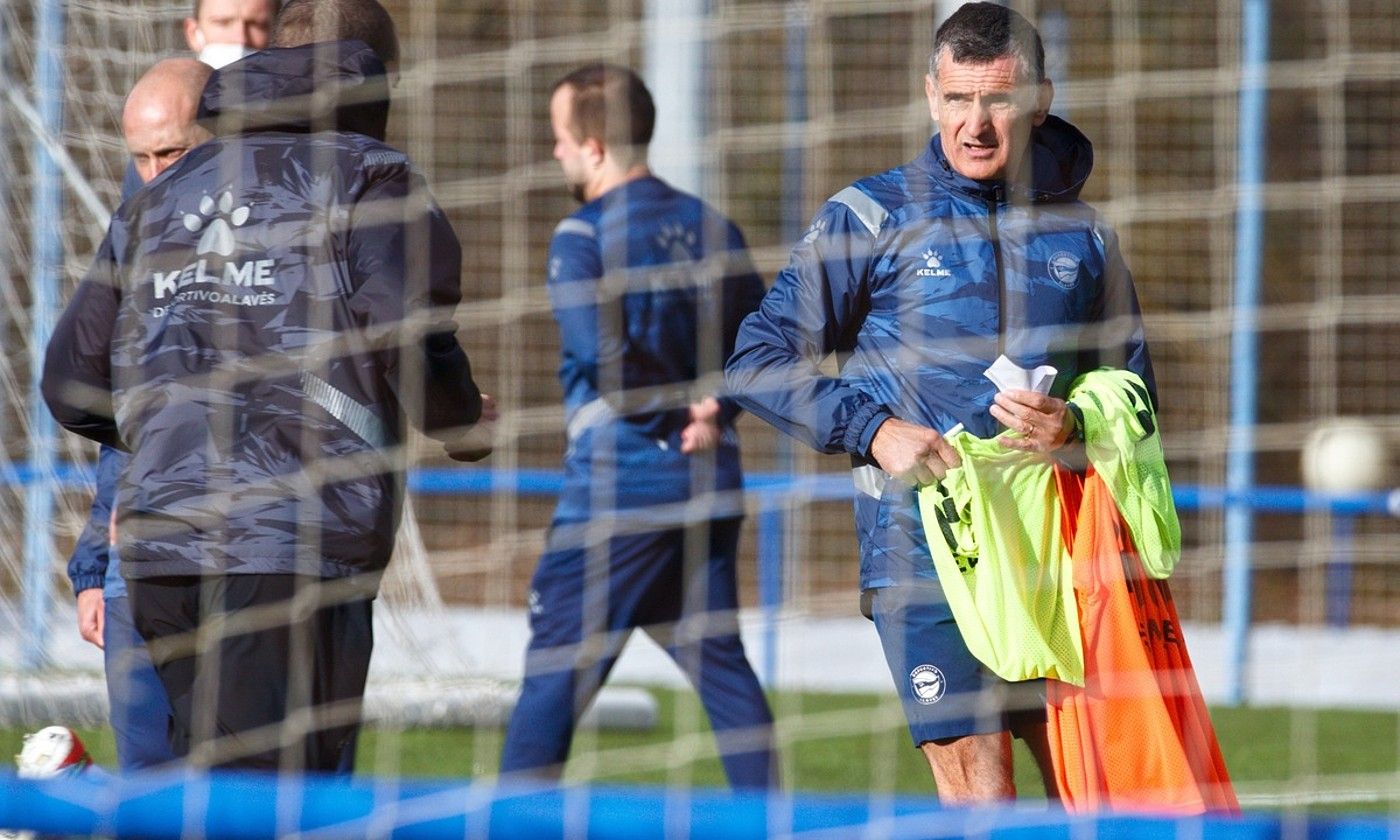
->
xmin=184 ymin=18 xmax=205 ymax=53
xmin=924 ymin=73 xmax=939 ymax=121
xmin=583 ymin=136 xmax=606 ymax=168
xmin=1033 ymin=78 xmax=1054 ymax=127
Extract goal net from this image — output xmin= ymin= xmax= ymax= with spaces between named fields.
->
xmin=2 ymin=0 xmax=1398 ymax=833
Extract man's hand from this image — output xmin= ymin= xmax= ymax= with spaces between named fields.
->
xmin=869 ymin=417 xmax=962 ymax=486
xmin=990 ymin=389 xmax=1075 ymax=453
xmin=76 ymin=588 xmax=104 ymax=650
xmin=680 ymin=397 xmax=722 ymax=454
xmin=444 ymin=393 xmax=498 ymax=462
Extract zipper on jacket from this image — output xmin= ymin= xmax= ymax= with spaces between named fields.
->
xmin=987 ymin=188 xmax=1005 ymax=357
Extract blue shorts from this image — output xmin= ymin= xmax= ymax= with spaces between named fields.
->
xmin=865 ymin=584 xmax=1045 ymax=746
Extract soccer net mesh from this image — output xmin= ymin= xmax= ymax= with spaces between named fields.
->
xmin=2 ymin=0 xmax=1399 ymax=833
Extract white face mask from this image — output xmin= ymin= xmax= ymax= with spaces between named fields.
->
xmin=198 ymin=42 xmax=253 ymax=70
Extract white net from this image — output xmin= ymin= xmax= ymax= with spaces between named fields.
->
xmin=2 ymin=0 xmax=1399 ymax=826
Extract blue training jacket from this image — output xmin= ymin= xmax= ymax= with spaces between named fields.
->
xmin=43 ymin=41 xmax=482 ymax=582
xmin=547 ymin=176 xmax=765 ymax=524
xmin=68 ymin=445 xmax=125 ymax=598
xmin=726 ymin=116 xmax=1156 ymax=590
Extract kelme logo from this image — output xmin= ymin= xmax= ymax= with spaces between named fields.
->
xmin=916 ymin=248 xmax=951 ymax=278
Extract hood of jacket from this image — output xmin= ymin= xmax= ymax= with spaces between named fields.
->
xmin=927 ymin=114 xmax=1093 ymax=204
xmin=198 ymin=40 xmax=390 ymax=141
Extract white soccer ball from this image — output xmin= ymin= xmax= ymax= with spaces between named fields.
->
xmin=1300 ymin=418 xmax=1392 ymax=494
xmin=15 ymin=725 xmax=91 ymax=779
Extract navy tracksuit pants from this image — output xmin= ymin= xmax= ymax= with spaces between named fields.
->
xmin=500 ymin=515 xmax=776 ymax=789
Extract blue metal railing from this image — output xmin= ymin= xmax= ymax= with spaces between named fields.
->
xmin=16 ymin=460 xmax=1395 ymax=696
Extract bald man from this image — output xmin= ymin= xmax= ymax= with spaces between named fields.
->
xmin=115 ymin=0 xmax=275 ymax=196
xmin=122 ymin=58 xmax=213 ymax=184
xmin=64 ymin=57 xmax=212 ymax=773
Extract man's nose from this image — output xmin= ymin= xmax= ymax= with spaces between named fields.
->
xmin=966 ymin=97 xmax=992 ymax=129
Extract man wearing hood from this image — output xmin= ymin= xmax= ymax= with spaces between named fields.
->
xmin=726 ymin=2 xmax=1155 ymax=802
xmin=43 ymin=0 xmax=491 ymax=771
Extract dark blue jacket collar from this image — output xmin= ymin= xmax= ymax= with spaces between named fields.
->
xmin=919 ymin=114 xmax=1093 ymax=205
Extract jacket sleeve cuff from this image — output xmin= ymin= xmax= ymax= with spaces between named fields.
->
xmin=843 ymin=401 xmax=894 ymax=459
xmin=716 ymin=397 xmax=743 ymax=427
xmin=70 ymin=575 xmax=105 ymax=596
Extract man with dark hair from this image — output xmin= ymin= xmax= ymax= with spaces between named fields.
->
xmin=497 ymin=63 xmax=777 ymax=789
xmin=44 ymin=0 xmax=491 ymax=772
xmin=548 ymin=64 xmax=655 ymax=201
xmin=270 ymin=0 xmax=398 ymax=68
xmin=727 ymin=2 xmax=1156 ymax=802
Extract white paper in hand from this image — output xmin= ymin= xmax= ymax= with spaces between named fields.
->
xmin=984 ymin=354 xmax=1058 ymax=395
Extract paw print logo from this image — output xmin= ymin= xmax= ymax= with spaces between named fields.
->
xmin=921 ymin=249 xmax=942 ymax=269
xmin=655 ymin=221 xmax=697 ymax=262
xmin=183 ymin=191 xmax=251 ymax=257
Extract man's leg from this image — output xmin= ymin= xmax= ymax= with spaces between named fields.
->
xmin=919 ymin=732 xmax=1015 ymax=803
xmin=652 ymin=518 xmax=776 ymax=789
xmin=500 ymin=534 xmax=629 ymax=779
xmin=921 ymin=697 xmax=1058 ymax=803
xmin=193 ymin=574 xmax=301 ymax=770
xmin=1009 ymin=716 xmax=1060 ymax=801
xmin=133 ymin=573 xmax=368 ymax=771
xmin=127 ymin=576 xmax=202 ymax=761
xmin=308 ymin=586 xmax=375 ymax=774
xmin=104 ymin=594 xmax=178 ymax=769
xmin=868 ymin=583 xmax=1038 ymax=803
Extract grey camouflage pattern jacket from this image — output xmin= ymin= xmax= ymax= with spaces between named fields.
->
xmin=43 ymin=41 xmax=482 ymax=583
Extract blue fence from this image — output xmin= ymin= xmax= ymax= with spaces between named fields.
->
xmin=4 ymin=770 xmax=1397 ymax=839
xmin=15 ymin=461 xmax=1398 ymax=702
